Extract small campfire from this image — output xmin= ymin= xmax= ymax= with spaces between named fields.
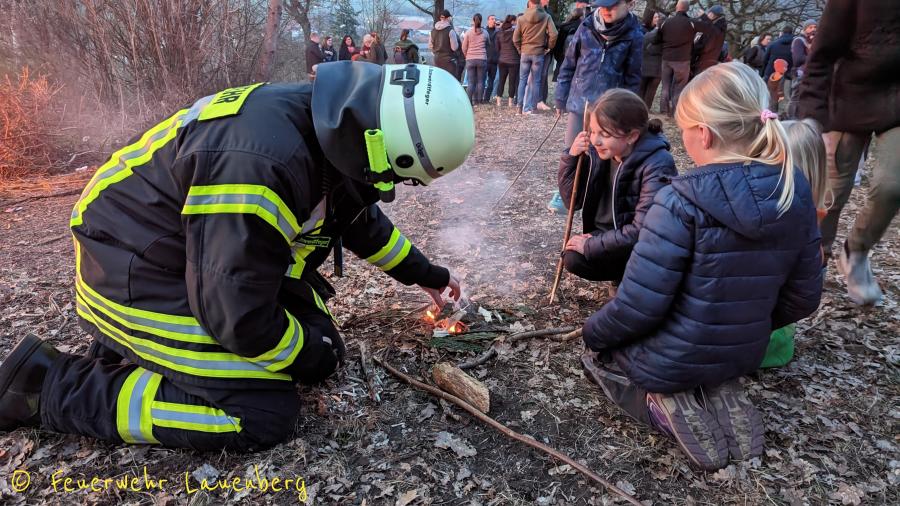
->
xmin=424 ymin=305 xmax=470 ymax=336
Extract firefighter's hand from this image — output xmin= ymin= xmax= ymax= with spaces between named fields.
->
xmin=565 ymin=234 xmax=591 ymax=255
xmin=568 ymin=131 xmax=591 ymax=157
xmin=421 ymin=272 xmax=462 ymax=309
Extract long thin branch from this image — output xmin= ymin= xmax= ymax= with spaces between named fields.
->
xmin=374 ymin=357 xmax=642 ymax=506
xmin=404 ymin=0 xmax=434 ymax=18
xmin=458 ymin=326 xmax=577 ymax=370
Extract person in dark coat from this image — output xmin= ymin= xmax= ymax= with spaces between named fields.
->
xmin=321 ymin=36 xmax=336 ymax=62
xmin=483 ymin=15 xmax=500 ymax=102
xmin=494 ymin=15 xmax=520 ymax=106
xmin=763 ymin=25 xmax=795 ymax=79
xmin=366 ymin=33 xmax=388 ymax=65
xmin=743 ymin=33 xmax=770 ymax=76
xmin=338 ymin=35 xmax=357 ymax=61
xmin=582 ymin=62 xmax=822 ymax=471
xmin=306 ymin=33 xmax=325 ymax=80
xmin=798 ymin=0 xmax=900 ymax=306
xmin=552 ymin=8 xmax=585 ymax=82
xmin=786 ymin=19 xmax=816 ymax=119
xmin=639 ymin=12 xmax=665 ymax=110
xmin=691 ymin=5 xmax=728 ymax=76
xmin=558 ymin=89 xmax=676 ymax=284
xmin=651 ymin=0 xmax=695 ymax=116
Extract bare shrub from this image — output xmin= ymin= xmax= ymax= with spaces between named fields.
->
xmin=0 ymin=68 xmax=62 ymax=179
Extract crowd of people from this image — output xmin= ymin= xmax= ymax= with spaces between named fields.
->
xmin=0 ymin=0 xmax=896 ymax=482
xmin=305 ymin=29 xmax=421 ymax=80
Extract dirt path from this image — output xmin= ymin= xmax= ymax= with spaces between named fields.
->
xmin=1 ymin=106 xmax=898 ymax=505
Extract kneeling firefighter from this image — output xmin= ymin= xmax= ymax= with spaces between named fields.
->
xmin=0 ymin=62 xmax=474 ymax=451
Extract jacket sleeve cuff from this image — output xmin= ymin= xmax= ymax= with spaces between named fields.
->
xmin=581 ymin=235 xmax=604 ymax=262
xmin=419 ymin=264 xmax=450 ymax=289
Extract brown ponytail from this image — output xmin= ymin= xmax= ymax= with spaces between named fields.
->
xmin=589 ymin=89 xmax=655 ymax=138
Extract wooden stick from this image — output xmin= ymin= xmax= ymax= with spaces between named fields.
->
xmin=357 ymin=341 xmax=380 ymax=402
xmin=549 ymin=106 xmax=592 ymax=304
xmin=490 ymin=113 xmax=562 ymax=211
xmin=458 ymin=326 xmax=578 ymax=370
xmin=374 ymin=357 xmax=642 ymax=506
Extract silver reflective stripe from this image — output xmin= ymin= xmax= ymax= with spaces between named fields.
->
xmin=127 ymin=370 xmax=155 ymax=443
xmin=370 ymin=234 xmax=408 ymax=268
xmin=76 ymin=281 xmax=209 ymax=339
xmin=77 ymin=300 xmax=279 ymax=373
xmin=252 ymin=317 xmax=302 ymax=369
xmin=402 ymin=93 xmax=442 ymax=180
xmin=300 ymin=199 xmax=327 ymax=234
xmin=151 ymin=408 xmax=239 ymax=428
xmin=184 ymin=193 xmax=296 ymax=241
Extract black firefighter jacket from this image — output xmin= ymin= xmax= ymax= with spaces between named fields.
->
xmin=70 ymin=82 xmax=449 ymax=389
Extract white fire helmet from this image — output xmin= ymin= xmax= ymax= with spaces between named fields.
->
xmin=377 ymin=64 xmax=475 ymax=185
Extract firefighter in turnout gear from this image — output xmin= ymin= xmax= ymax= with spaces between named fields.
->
xmin=0 ymin=62 xmax=475 ymax=450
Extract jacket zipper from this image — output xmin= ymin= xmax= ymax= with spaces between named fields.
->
xmin=611 ymin=160 xmax=622 ymax=229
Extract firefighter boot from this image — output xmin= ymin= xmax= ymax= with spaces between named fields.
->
xmin=0 ymin=334 xmax=60 ymax=431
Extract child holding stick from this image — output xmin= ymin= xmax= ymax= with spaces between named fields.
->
xmin=581 ymin=62 xmax=823 ymax=471
xmin=557 ymin=89 xmax=676 ymax=286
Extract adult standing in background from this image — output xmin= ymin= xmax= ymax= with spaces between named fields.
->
xmin=798 ymin=0 xmax=900 ymax=306
xmin=691 ymin=5 xmax=728 ymax=76
xmin=494 ymin=15 xmax=521 ymax=107
xmin=763 ymin=26 xmax=796 ymax=112
xmin=640 ymin=11 xmax=665 ymax=111
xmin=553 ymin=7 xmax=585 ymax=82
xmin=743 ymin=33 xmax=771 ymax=76
xmin=788 ymin=20 xmax=817 ymax=119
xmin=338 ymin=35 xmax=357 ymax=61
xmin=536 ymin=0 xmax=556 ymax=109
xmin=306 ymin=33 xmax=325 ymax=81
xmin=321 ymin=36 xmax=336 ymax=62
xmin=431 ymin=10 xmax=462 ymax=79
xmin=652 ymin=0 xmax=694 ymax=117
xmin=513 ymin=0 xmax=558 ymax=114
xmin=366 ymin=33 xmax=388 ymax=65
xmin=462 ymin=13 xmax=490 ymax=105
xmin=483 ymin=15 xmax=500 ymax=103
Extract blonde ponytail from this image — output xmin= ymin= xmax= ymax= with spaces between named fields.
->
xmin=675 ymin=62 xmax=796 ymax=216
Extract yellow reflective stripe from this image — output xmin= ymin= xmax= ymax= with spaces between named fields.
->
xmin=197 ymin=83 xmax=265 ymax=121
xmin=286 ymin=244 xmax=314 ymax=279
xmin=77 ymin=301 xmax=291 ymax=381
xmin=311 ymin=287 xmax=337 ymax=324
xmin=182 ymin=184 xmax=301 ymax=244
xmin=151 ymin=401 xmax=242 ymax=434
xmin=366 ymin=228 xmax=402 ymax=264
xmin=116 ymin=368 xmax=161 ymax=444
xmin=71 ymin=109 xmax=187 ymax=227
xmin=75 ymin=279 xmax=216 ymax=345
xmin=381 ymin=240 xmax=412 ymax=271
xmin=248 ymin=311 xmax=305 ymax=372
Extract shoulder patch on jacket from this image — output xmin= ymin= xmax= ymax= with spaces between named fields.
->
xmin=198 ymin=83 xmax=266 ymax=121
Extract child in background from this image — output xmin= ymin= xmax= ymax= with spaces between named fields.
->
xmin=767 ymin=58 xmax=789 ymax=113
xmin=558 ymin=89 xmax=676 ymax=288
xmin=581 ymin=62 xmax=823 ymax=471
xmin=761 ymin=118 xmax=829 ymax=368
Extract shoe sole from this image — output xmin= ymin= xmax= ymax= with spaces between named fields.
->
xmin=648 ymin=392 xmax=729 ymax=471
xmin=706 ymin=384 xmax=765 ymax=461
xmin=837 ymin=249 xmax=882 ymax=305
xmin=0 ymin=334 xmax=44 ymax=395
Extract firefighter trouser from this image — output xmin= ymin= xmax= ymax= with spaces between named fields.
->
xmin=39 ymin=312 xmax=339 ymax=452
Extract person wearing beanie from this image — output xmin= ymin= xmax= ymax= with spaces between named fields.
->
xmin=787 ymin=19 xmax=817 ymax=118
xmin=691 ymin=4 xmax=728 ymax=76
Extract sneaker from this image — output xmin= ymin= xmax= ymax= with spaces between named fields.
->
xmin=523 ymin=110 xmax=534 ymax=115
xmin=646 ymin=390 xmax=729 ymax=471
xmin=546 ymin=191 xmax=566 ymax=214
xmin=536 ymin=101 xmax=551 ymax=111
xmin=704 ymin=379 xmax=764 ymax=461
xmin=837 ymin=241 xmax=883 ymax=305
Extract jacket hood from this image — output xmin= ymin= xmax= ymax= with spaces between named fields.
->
xmin=434 ymin=20 xmax=452 ymax=30
xmin=672 ymin=162 xmax=795 ymax=239
xmin=622 ymin=131 xmax=670 ymax=172
xmin=311 ymin=61 xmax=384 ymax=183
xmin=522 ymin=7 xmax=547 ymax=23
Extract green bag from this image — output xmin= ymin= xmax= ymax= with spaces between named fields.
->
xmin=760 ymin=324 xmax=795 ymax=368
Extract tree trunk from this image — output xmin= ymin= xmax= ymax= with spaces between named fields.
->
xmin=255 ymin=0 xmax=282 ymax=82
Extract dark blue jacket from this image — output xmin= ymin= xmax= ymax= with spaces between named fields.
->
xmin=763 ymin=33 xmax=795 ymax=79
xmin=558 ymin=131 xmax=676 ymax=261
xmin=555 ymin=13 xmax=643 ymax=113
xmin=583 ymin=162 xmax=823 ymax=393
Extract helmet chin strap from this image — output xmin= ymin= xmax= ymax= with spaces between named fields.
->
xmin=363 ymin=129 xmax=396 ymax=203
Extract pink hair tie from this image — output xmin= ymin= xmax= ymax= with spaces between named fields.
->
xmin=760 ymin=109 xmax=779 ymax=123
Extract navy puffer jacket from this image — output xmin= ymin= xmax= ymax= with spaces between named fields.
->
xmin=555 ymin=13 xmax=643 ymax=113
xmin=583 ymin=162 xmax=823 ymax=393
xmin=558 ymin=131 xmax=676 ymax=261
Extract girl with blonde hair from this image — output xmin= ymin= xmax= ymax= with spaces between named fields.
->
xmin=581 ymin=62 xmax=822 ymax=471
